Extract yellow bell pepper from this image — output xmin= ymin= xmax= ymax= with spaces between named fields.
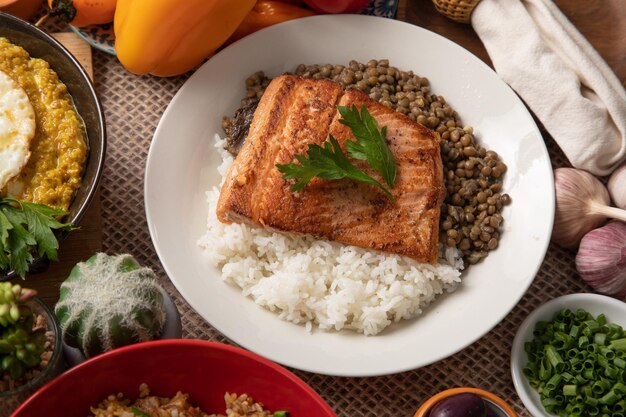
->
xmin=114 ymin=0 xmax=256 ymax=77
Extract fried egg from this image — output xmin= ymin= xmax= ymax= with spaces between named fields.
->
xmin=0 ymin=69 xmax=35 ymax=191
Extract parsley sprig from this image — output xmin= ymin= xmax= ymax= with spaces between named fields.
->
xmin=276 ymin=105 xmax=397 ymax=200
xmin=0 ymin=198 xmax=73 ymax=278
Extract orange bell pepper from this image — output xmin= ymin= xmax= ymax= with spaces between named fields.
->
xmin=114 ymin=0 xmax=255 ymax=77
xmin=47 ymin=0 xmax=117 ymax=27
xmin=227 ymin=1 xmax=315 ymax=44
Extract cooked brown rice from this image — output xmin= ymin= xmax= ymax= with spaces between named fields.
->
xmin=89 ymin=384 xmax=279 ymax=417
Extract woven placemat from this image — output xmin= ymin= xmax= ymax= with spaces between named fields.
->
xmin=92 ymin=48 xmax=587 ymax=417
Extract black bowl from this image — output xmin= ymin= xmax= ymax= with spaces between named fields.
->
xmin=0 ymin=13 xmax=106 ymax=281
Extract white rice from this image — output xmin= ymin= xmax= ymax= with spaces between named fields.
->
xmin=198 ymin=135 xmax=463 ymax=336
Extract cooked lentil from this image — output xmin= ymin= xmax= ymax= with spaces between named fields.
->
xmin=222 ymin=59 xmax=510 ymax=265
xmin=0 ymin=37 xmax=87 ymax=211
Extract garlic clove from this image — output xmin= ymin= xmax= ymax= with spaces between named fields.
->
xmin=553 ymin=168 xmax=610 ymax=248
xmin=576 ymin=221 xmax=626 ymax=299
xmin=608 ymin=162 xmax=626 ymax=210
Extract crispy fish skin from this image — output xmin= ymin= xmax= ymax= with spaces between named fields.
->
xmin=217 ymin=75 xmax=444 ymax=264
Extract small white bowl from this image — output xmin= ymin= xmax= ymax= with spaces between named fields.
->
xmin=511 ymin=293 xmax=626 ymax=417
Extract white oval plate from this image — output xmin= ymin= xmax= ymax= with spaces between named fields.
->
xmin=145 ymin=15 xmax=554 ymax=377
xmin=511 ymin=294 xmax=626 ymax=417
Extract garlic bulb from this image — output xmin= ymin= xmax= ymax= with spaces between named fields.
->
xmin=608 ymin=162 xmax=626 ymax=209
xmin=553 ymin=168 xmax=626 ymax=248
xmin=576 ymin=221 xmax=626 ymax=299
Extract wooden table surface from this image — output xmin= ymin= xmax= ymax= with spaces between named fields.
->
xmin=400 ymin=0 xmax=626 ymax=85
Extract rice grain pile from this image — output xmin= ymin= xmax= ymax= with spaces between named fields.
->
xmin=198 ymin=136 xmax=463 ymax=336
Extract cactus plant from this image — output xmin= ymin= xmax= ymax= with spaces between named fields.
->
xmin=55 ymin=253 xmax=166 ymax=358
xmin=0 ymin=283 xmax=46 ymax=380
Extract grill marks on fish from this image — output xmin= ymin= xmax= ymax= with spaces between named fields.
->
xmin=217 ymin=75 xmax=444 ymax=264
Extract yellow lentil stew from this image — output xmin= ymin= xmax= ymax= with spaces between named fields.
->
xmin=0 ymin=37 xmax=87 ymax=211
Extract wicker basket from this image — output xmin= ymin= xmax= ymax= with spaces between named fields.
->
xmin=432 ymin=0 xmax=482 ymax=24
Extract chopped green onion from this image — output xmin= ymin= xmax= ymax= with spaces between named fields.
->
xmin=547 ymin=374 xmax=563 ymax=391
xmin=540 ymin=358 xmax=552 ymax=381
xmin=273 ymin=412 xmax=289 ymax=417
xmin=609 ymin=324 xmax=624 ymax=337
xmin=611 ymin=339 xmax=626 ymax=352
xmin=594 ymin=380 xmax=611 ymax=394
xmin=524 ymin=308 xmax=626 ymax=417
xmin=576 ymin=309 xmax=589 ymax=320
xmin=586 ymin=397 xmax=600 ymax=406
xmin=576 ymin=374 xmax=589 ymax=385
xmin=562 ymin=372 xmax=575 ymax=382
xmin=584 ymin=370 xmax=597 ymax=380
xmin=524 ymin=364 xmax=537 ymax=379
xmin=600 ymin=390 xmax=621 ymax=405
xmin=580 ymin=336 xmax=590 ymax=349
xmin=563 ymin=385 xmax=578 ymax=396
xmin=614 ymin=383 xmax=626 ymax=395
xmin=586 ymin=320 xmax=602 ymax=334
xmin=599 ymin=356 xmax=610 ymax=368
xmin=542 ymin=397 xmax=560 ymax=408
xmin=601 ymin=348 xmax=616 ymax=359
xmin=607 ymin=366 xmax=620 ymax=379
xmin=588 ymin=405 xmax=600 ymax=415
xmin=567 ymin=349 xmax=579 ymax=359
xmin=572 ymin=361 xmax=584 ymax=372
xmin=547 ymin=345 xmax=565 ymax=371
xmin=130 ymin=408 xmax=150 ymax=417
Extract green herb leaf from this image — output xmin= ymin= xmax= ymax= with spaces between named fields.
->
xmin=277 ymin=136 xmax=394 ymax=200
xmin=276 ymin=105 xmax=396 ymax=200
xmin=339 ymin=104 xmax=396 ymax=187
xmin=130 ymin=407 xmax=150 ymax=417
xmin=0 ymin=211 xmax=12 ymax=271
xmin=16 ymin=200 xmax=71 ymax=261
xmin=273 ymin=411 xmax=289 ymax=417
xmin=0 ymin=198 xmax=73 ymax=278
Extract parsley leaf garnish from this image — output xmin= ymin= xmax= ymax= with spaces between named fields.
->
xmin=339 ymin=104 xmax=396 ymax=187
xmin=0 ymin=198 xmax=73 ymax=278
xmin=276 ymin=105 xmax=397 ymax=200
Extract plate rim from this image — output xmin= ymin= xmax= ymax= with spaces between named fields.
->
xmin=145 ymin=14 xmax=555 ymax=377
xmin=70 ymin=24 xmax=116 ymax=56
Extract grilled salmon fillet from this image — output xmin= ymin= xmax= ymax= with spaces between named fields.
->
xmin=217 ymin=75 xmax=444 ymax=264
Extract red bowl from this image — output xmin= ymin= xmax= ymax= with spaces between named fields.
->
xmin=12 ymin=340 xmax=337 ymax=417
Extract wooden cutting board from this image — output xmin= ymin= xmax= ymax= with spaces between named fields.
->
xmin=52 ymin=32 xmax=93 ymax=78
xmin=28 ymin=32 xmax=103 ymax=305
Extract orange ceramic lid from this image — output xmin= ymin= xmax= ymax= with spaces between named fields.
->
xmin=414 ymin=387 xmax=518 ymax=417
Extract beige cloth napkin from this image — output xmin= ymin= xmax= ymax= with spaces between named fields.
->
xmin=471 ymin=0 xmax=626 ymax=176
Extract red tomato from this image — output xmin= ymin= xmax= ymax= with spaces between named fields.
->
xmin=303 ymin=0 xmax=368 ymax=13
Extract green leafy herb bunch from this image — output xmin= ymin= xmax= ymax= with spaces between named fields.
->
xmin=0 ymin=198 xmax=73 ymax=278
